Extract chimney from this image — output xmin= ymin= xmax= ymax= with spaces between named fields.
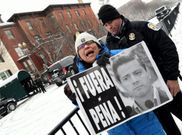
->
xmin=0 ymin=14 xmax=4 ymax=23
xmin=78 ymin=0 xmax=83 ymax=3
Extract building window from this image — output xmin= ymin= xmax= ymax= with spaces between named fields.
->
xmin=6 ymin=70 xmax=12 ymax=76
xmin=66 ymin=25 xmax=71 ymax=33
xmin=75 ymin=10 xmax=80 ymax=17
xmin=87 ymin=20 xmax=92 ymax=27
xmin=81 ymin=21 xmax=86 ymax=28
xmin=48 ymin=15 xmax=60 ymax=30
xmin=27 ymin=60 xmax=35 ymax=71
xmin=34 ymin=35 xmax=42 ymax=43
xmin=23 ymin=60 xmax=35 ymax=73
xmin=23 ymin=61 xmax=33 ymax=73
xmin=26 ymin=21 xmax=33 ymax=30
xmin=15 ymin=47 xmax=24 ymax=57
xmin=39 ymin=18 xmax=46 ymax=26
xmin=50 ymin=15 xmax=55 ymax=20
xmin=0 ymin=55 xmax=4 ymax=62
xmin=0 ymin=70 xmax=12 ymax=80
xmin=23 ymin=61 xmax=29 ymax=71
xmin=67 ymin=10 xmax=72 ymax=18
xmin=74 ymin=23 xmax=78 ymax=30
xmin=83 ymin=9 xmax=86 ymax=15
xmin=59 ymin=12 xmax=64 ymax=20
xmin=46 ymin=32 xmax=52 ymax=38
xmin=48 ymin=15 xmax=56 ymax=25
xmin=4 ymin=30 xmax=15 ymax=39
xmin=0 ymin=72 xmax=7 ymax=80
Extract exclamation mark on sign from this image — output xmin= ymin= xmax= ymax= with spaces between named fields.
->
xmin=114 ymin=96 xmax=126 ymax=118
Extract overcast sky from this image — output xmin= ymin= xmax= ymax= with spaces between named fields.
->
xmin=0 ymin=0 xmax=152 ymax=22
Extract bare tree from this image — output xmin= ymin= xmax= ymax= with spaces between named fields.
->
xmin=24 ymin=17 xmax=75 ymax=67
xmin=0 ymin=39 xmax=4 ymax=57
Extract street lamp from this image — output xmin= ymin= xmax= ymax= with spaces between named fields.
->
xmin=18 ymin=42 xmax=40 ymax=76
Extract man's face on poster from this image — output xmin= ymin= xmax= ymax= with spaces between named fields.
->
xmin=117 ymin=59 xmax=151 ymax=98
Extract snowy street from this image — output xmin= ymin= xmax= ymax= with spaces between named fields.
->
xmin=0 ymin=84 xmax=77 ymax=135
xmin=1 ymin=3 xmax=182 ymax=135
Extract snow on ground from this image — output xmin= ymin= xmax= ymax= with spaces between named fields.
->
xmin=170 ymin=3 xmax=182 ymax=130
xmin=0 ymin=3 xmax=182 ymax=135
xmin=0 ymin=84 xmax=76 ymax=135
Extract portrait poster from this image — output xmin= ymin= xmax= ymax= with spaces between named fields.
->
xmin=67 ymin=41 xmax=173 ymax=135
xmin=108 ymin=41 xmax=173 ymax=115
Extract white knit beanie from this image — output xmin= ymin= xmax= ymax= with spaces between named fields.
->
xmin=75 ymin=32 xmax=101 ymax=53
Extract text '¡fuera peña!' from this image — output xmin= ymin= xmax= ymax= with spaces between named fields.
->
xmin=71 ymin=67 xmax=127 ymax=131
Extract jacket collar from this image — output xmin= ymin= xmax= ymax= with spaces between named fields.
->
xmin=106 ymin=18 xmax=131 ymax=42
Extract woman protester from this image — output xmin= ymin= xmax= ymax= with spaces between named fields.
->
xmin=65 ymin=31 xmax=166 ymax=135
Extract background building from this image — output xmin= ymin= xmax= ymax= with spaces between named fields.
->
xmin=0 ymin=3 xmax=106 ymax=76
xmin=0 ymin=39 xmax=18 ymax=81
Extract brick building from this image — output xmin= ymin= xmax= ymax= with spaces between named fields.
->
xmin=0 ymin=38 xmax=18 ymax=81
xmin=0 ymin=3 xmax=105 ymax=76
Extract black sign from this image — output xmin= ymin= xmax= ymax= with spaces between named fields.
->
xmin=69 ymin=66 xmax=129 ymax=134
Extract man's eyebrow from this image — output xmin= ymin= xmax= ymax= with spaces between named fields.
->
xmin=122 ymin=74 xmax=129 ymax=78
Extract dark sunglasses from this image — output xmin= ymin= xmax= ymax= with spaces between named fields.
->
xmin=77 ymin=40 xmax=94 ymax=50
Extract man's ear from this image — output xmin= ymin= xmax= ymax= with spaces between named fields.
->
xmin=148 ymin=67 xmax=158 ymax=82
xmin=146 ymin=67 xmax=152 ymax=79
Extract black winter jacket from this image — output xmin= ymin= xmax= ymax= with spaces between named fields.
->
xmin=106 ymin=18 xmax=180 ymax=81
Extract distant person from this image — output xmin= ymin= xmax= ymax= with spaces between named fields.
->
xmin=64 ymin=83 xmax=77 ymax=105
xmin=21 ymin=78 xmax=32 ymax=96
xmin=112 ymin=53 xmax=169 ymax=113
xmin=34 ymin=75 xmax=46 ymax=93
xmin=98 ymin=4 xmax=182 ymax=134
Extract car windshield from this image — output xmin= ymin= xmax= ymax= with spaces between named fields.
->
xmin=48 ymin=55 xmax=74 ymax=73
xmin=60 ymin=56 xmax=74 ymax=67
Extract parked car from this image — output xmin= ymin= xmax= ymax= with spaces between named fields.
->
xmin=0 ymin=97 xmax=17 ymax=116
xmin=51 ymin=69 xmax=65 ymax=86
xmin=47 ymin=55 xmax=75 ymax=87
xmin=41 ymin=71 xmax=52 ymax=86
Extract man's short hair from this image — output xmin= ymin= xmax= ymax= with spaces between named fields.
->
xmin=112 ymin=54 xmax=147 ymax=83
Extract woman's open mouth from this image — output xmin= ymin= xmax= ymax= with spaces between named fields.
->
xmin=86 ymin=50 xmax=94 ymax=57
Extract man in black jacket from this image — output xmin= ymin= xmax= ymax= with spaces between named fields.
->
xmin=98 ymin=4 xmax=182 ymax=135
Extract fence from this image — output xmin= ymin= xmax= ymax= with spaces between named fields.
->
xmin=48 ymin=107 xmax=91 ymax=135
xmin=160 ymin=3 xmax=180 ymax=35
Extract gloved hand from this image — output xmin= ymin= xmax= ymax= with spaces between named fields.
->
xmin=97 ymin=52 xmax=111 ymax=67
xmin=64 ymin=83 xmax=76 ymax=102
